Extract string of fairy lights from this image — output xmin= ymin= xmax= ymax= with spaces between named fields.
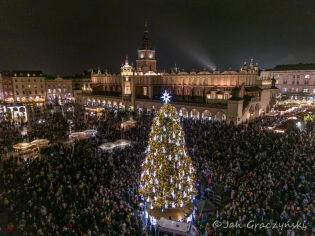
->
xmin=139 ymin=91 xmax=196 ymax=210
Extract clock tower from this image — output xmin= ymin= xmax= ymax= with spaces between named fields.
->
xmin=136 ymin=21 xmax=157 ymax=74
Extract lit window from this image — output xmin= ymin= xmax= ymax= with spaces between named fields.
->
xmin=48 ymin=89 xmax=51 ymax=93
xmin=282 ymin=88 xmax=287 ymax=92
xmin=313 ymin=89 xmax=315 ymax=94
xmin=305 ymin=75 xmax=310 ymax=79
xmin=143 ymin=87 xmax=148 ymax=96
xmin=303 ymin=88 xmax=308 ymax=93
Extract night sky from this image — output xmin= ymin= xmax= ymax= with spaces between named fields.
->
xmin=0 ymin=0 xmax=315 ymax=75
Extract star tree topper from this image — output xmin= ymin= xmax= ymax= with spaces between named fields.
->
xmin=161 ymin=91 xmax=171 ymax=104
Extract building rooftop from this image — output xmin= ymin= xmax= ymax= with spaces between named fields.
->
xmin=1 ymin=70 xmax=44 ymax=77
xmin=266 ymin=63 xmax=315 ymax=71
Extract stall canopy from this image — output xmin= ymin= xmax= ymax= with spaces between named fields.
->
xmin=31 ymin=139 xmax=49 ymax=148
xmin=69 ymin=132 xmax=87 ymax=140
xmin=98 ymin=139 xmax=131 ymax=152
xmin=83 ymin=129 xmax=98 ymax=138
xmin=69 ymin=130 xmax=98 ymax=140
xmin=13 ymin=142 xmax=36 ymax=152
xmin=121 ymin=120 xmax=137 ymax=129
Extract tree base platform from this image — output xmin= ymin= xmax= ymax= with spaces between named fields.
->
xmin=147 ymin=202 xmax=194 ymax=221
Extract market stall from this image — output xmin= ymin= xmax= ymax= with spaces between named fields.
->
xmin=83 ymin=129 xmax=98 ymax=138
xmin=13 ymin=142 xmax=37 ymax=153
xmin=31 ymin=139 xmax=50 ymax=149
xmin=69 ymin=132 xmax=87 ymax=140
xmin=121 ymin=120 xmax=137 ymax=130
xmin=98 ymin=139 xmax=131 ymax=152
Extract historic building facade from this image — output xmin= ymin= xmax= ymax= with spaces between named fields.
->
xmin=0 ymin=71 xmax=46 ymax=103
xmin=0 ymin=72 xmax=14 ymax=102
xmin=260 ymin=64 xmax=315 ymax=100
xmin=76 ymin=23 xmax=276 ymax=124
xmin=46 ymin=76 xmax=73 ymax=104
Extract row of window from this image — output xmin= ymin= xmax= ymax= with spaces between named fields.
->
xmin=47 ymin=88 xmax=69 ymax=93
xmin=16 ymin=90 xmax=44 ymax=95
xmin=15 ymin=79 xmax=44 ymax=82
xmin=293 ymin=74 xmax=311 ymax=79
xmin=282 ymin=81 xmax=311 ymax=85
xmin=282 ymin=88 xmax=315 ymax=93
xmin=16 ymin=84 xmax=44 ymax=89
xmin=48 ymin=85 xmax=71 ymax=89
xmin=276 ymin=74 xmax=312 ymax=79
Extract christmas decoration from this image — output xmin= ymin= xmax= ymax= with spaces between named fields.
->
xmin=140 ymin=94 xmax=195 ymax=210
xmin=161 ymin=91 xmax=172 ymax=104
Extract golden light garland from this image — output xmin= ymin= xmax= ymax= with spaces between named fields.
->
xmin=139 ymin=103 xmax=196 ymax=209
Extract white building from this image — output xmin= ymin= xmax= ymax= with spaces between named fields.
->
xmin=260 ymin=63 xmax=315 ymax=100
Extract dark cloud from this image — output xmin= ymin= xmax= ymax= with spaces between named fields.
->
xmin=0 ymin=0 xmax=315 ymax=75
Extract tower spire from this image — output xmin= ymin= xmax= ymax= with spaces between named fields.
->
xmin=125 ymin=55 xmax=129 ymax=65
xmin=141 ymin=20 xmax=151 ymax=50
xmin=144 ymin=19 xmax=148 ymax=30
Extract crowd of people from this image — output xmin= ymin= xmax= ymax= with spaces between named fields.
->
xmin=0 ymin=104 xmax=153 ymax=235
xmin=0 ymin=102 xmax=314 ymax=235
xmin=184 ymin=117 xmax=314 ymax=235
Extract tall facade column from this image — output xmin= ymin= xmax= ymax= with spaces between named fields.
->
xmin=148 ymin=85 xmax=153 ymax=99
xmin=227 ymin=99 xmax=243 ymax=125
xmin=131 ymin=77 xmax=136 ymax=108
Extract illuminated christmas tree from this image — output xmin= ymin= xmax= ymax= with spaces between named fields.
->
xmin=139 ymin=91 xmax=195 ymax=210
